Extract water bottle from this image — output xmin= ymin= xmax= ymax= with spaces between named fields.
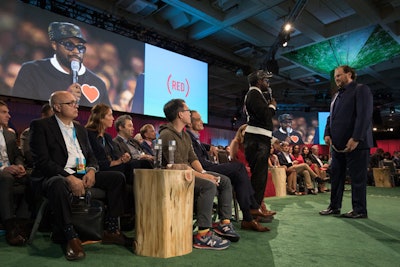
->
xmin=168 ymin=140 xmax=176 ymax=165
xmin=154 ymin=139 xmax=163 ymax=168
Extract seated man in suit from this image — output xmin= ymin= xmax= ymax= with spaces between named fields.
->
xmin=310 ymin=145 xmax=330 ymax=192
xmin=29 ymin=91 xmax=130 ymax=261
xmin=113 ymin=115 xmax=154 ymax=167
xmin=19 ymin=103 xmax=54 ymax=169
xmin=277 ymin=142 xmax=320 ymax=195
xmin=159 ymin=98 xmax=238 ymax=249
xmin=0 ymin=100 xmax=30 ymax=246
xmin=186 ymin=110 xmax=273 ymax=231
xmin=139 ymin=123 xmax=156 ymax=156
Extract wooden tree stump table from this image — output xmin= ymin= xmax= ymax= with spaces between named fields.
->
xmin=134 ymin=169 xmax=194 ymax=258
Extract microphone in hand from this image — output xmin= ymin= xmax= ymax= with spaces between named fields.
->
xmin=71 ymin=60 xmax=80 ymax=84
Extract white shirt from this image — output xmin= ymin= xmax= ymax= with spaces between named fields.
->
xmin=55 ymin=115 xmax=85 ymax=170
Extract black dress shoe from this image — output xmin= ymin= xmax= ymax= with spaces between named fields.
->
xmin=102 ymin=230 xmax=134 ymax=247
xmin=319 ymin=207 xmax=340 ymax=215
xmin=340 ymin=211 xmax=368 ymax=219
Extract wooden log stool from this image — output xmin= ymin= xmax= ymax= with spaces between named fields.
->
xmin=134 ymin=169 xmax=194 ymax=258
xmin=269 ymin=167 xmax=287 ymax=197
xmin=373 ymin=168 xmax=393 ymax=188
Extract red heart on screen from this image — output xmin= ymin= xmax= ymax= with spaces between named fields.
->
xmin=290 ymin=135 xmax=300 ymax=143
xmin=81 ymin=84 xmax=100 ymax=103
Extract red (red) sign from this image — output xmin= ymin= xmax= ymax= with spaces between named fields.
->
xmin=167 ymin=74 xmax=190 ymax=97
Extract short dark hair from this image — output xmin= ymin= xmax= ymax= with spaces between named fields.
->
xmin=114 ymin=114 xmax=132 ymax=132
xmin=163 ymin=99 xmax=185 ymax=122
xmin=337 ymin=65 xmax=356 ymax=80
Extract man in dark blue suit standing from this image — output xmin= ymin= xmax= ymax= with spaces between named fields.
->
xmin=319 ymin=65 xmax=373 ymax=219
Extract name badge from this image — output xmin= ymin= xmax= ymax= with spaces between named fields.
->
xmin=76 ymin=158 xmax=86 ymax=174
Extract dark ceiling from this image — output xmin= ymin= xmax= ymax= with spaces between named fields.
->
xmin=31 ymin=0 xmax=400 ymax=131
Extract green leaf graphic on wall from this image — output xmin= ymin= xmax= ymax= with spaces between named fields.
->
xmin=282 ymin=25 xmax=400 ymax=74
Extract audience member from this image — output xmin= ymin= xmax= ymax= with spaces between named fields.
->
xmin=187 ymin=111 xmax=272 ymax=232
xmin=12 ymin=22 xmax=111 ymax=107
xmin=113 ymin=115 xmax=154 ymax=165
xmin=140 ymin=124 xmax=156 ymax=156
xmin=229 ymin=124 xmax=250 ymax=176
xmin=369 ymin=148 xmax=384 ymax=169
xmin=85 ymin=104 xmax=134 ymax=216
xmin=383 ymin=151 xmax=392 ymax=161
xmin=20 ymin=103 xmax=54 ymax=169
xmin=277 ymin=142 xmax=320 ymax=195
xmin=0 ymin=100 xmax=30 ymax=246
xmin=159 ymin=98 xmax=235 ymax=250
xmin=310 ymin=145 xmax=330 ymax=192
xmin=393 ymin=151 xmax=400 ymax=169
xmin=30 ymin=91 xmax=129 ymax=261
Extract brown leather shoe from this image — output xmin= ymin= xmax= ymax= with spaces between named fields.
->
xmin=250 ymin=208 xmax=275 ymax=218
xmin=260 ymin=203 xmax=277 ymax=216
xmin=102 ymin=230 xmax=133 ymax=246
xmin=241 ymin=220 xmax=270 ymax=232
xmin=65 ymin=238 xmax=85 ymax=261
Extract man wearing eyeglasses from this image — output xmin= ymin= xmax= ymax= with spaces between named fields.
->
xmin=12 ymin=22 xmax=111 ymax=107
xmin=319 ymin=65 xmax=373 ymax=219
xmin=30 ymin=91 xmax=130 ymax=261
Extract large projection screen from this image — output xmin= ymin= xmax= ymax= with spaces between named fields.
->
xmin=0 ymin=0 xmax=209 ymax=123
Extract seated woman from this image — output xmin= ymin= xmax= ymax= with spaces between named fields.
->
xmin=85 ymin=104 xmax=134 ymax=215
xmin=229 ymin=124 xmax=251 ymax=177
xmin=230 ymin=124 xmax=276 ymax=217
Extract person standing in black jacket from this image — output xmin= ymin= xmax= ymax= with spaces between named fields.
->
xmin=243 ymin=70 xmax=277 ymax=207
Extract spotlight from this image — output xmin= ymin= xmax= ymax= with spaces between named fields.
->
xmin=280 ymin=33 xmax=290 ymax=47
xmin=390 ymin=106 xmax=395 ymax=114
xmin=283 ymin=23 xmax=292 ymax=32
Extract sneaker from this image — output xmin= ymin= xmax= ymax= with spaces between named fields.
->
xmin=214 ymin=222 xmax=240 ymax=242
xmin=193 ymin=231 xmax=231 ymax=250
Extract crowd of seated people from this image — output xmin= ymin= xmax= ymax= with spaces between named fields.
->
xmin=0 ymin=96 xmax=160 ymax=258
xmin=2 ymin=96 xmax=294 ymax=259
xmin=367 ymin=148 xmax=400 ymax=186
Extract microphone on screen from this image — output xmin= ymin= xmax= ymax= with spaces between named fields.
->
xmin=71 ymin=60 xmax=80 ymax=84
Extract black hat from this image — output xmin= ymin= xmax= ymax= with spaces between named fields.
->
xmin=278 ymin=114 xmax=293 ymax=122
xmin=247 ymin=70 xmax=273 ymax=85
xmin=48 ymin=22 xmax=86 ymax=43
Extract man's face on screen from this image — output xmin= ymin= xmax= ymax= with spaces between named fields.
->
xmin=53 ymin=37 xmax=85 ymax=70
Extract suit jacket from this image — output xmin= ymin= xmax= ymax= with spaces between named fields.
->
xmin=276 ymin=151 xmax=293 ymax=168
xmin=30 ymin=116 xmax=99 ymax=181
xmin=186 ymin=130 xmax=215 ymax=168
xmin=113 ymin=135 xmax=144 ymax=159
xmin=141 ymin=140 xmax=154 ymax=156
xmin=324 ymin=81 xmax=373 ymax=150
xmin=1 ymin=128 xmax=24 ymax=167
xmin=86 ymin=130 xmax=122 ymax=171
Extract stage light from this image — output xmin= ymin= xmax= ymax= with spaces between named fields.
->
xmin=282 ymin=41 xmax=288 ymax=47
xmin=283 ymin=23 xmax=292 ymax=32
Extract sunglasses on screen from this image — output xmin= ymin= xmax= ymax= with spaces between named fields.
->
xmin=57 ymin=41 xmax=86 ymax=53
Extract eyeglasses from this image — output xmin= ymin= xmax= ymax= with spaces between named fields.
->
xmin=59 ymin=101 xmax=79 ymax=107
xmin=57 ymin=41 xmax=86 ymax=53
xmin=331 ymin=145 xmax=348 ymax=153
xmin=181 ymin=109 xmax=191 ymax=113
